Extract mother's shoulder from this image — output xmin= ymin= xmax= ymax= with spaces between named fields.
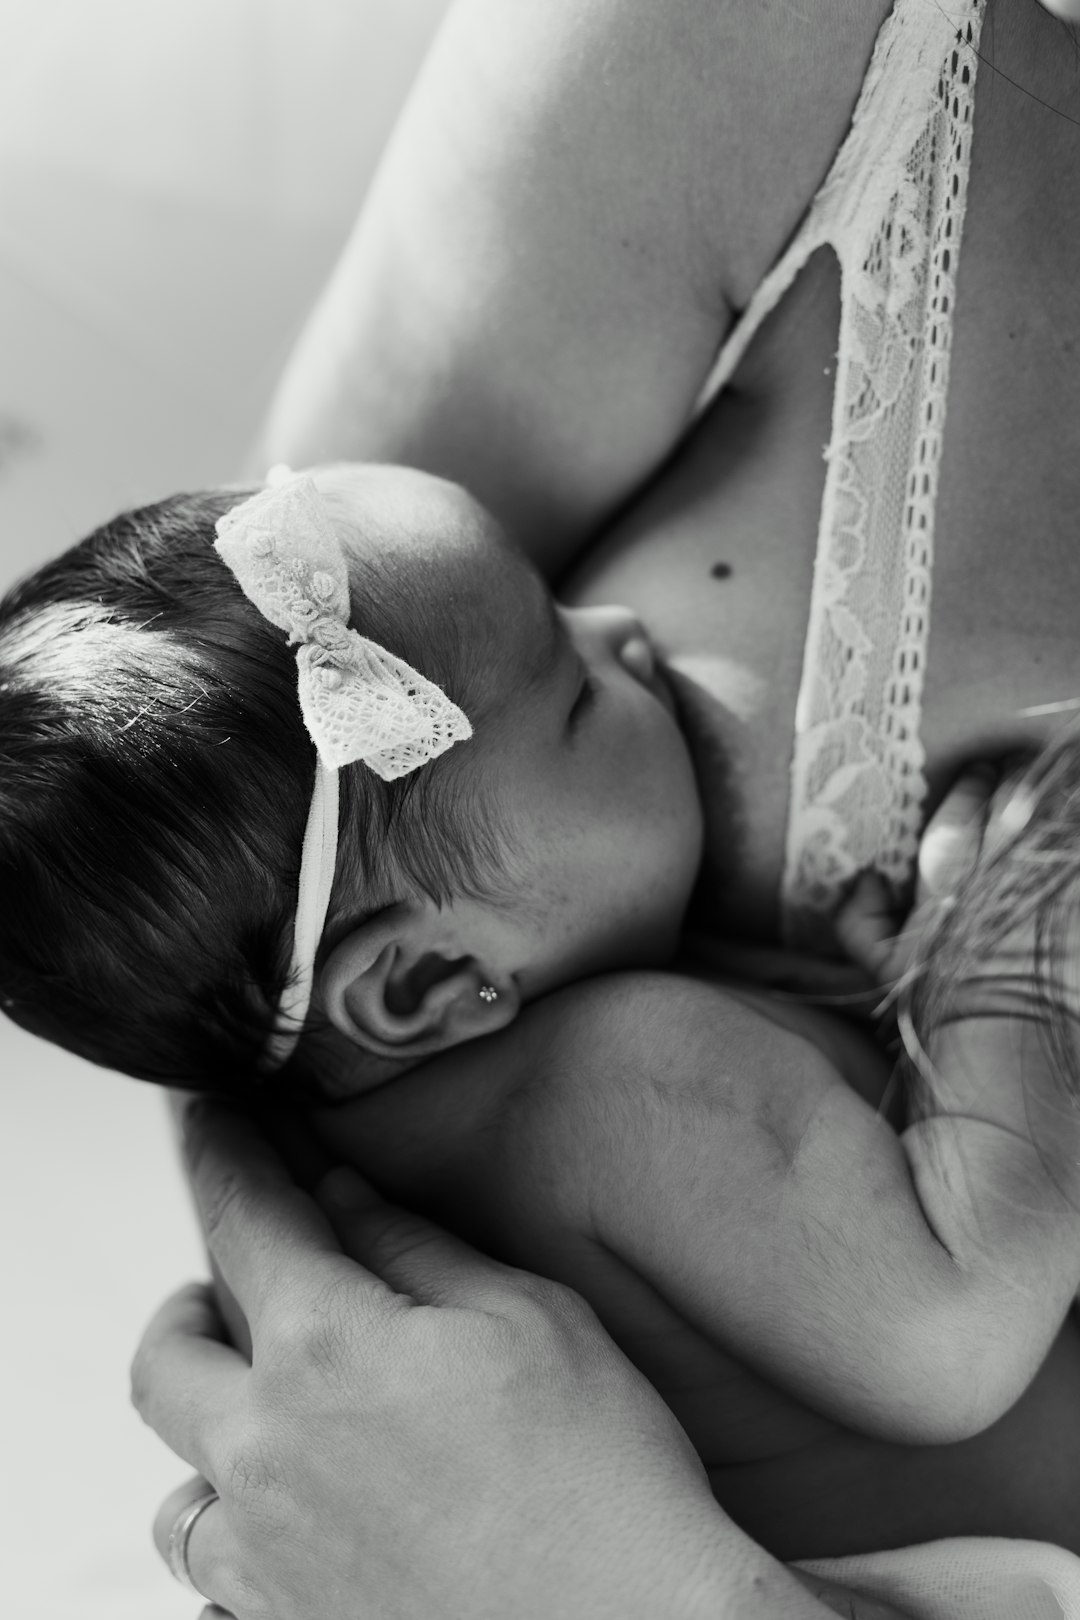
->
xmin=433 ymin=0 xmax=895 ymax=309
xmin=501 ymin=0 xmax=894 ymax=302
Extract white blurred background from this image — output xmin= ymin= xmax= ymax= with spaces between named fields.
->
xmin=0 ymin=3 xmax=448 ymax=1613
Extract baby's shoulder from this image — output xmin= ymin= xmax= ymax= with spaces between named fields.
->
xmin=514 ymin=968 xmax=839 ymax=1095
xmin=317 ymin=969 xmax=855 ymax=1247
xmin=496 ymin=970 xmax=847 ymax=1201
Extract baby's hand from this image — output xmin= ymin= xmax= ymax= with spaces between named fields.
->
xmin=839 ymin=754 xmax=1080 ymax=1031
xmin=835 ymin=764 xmax=999 ymax=986
xmin=685 ymin=767 xmax=1010 ymax=1017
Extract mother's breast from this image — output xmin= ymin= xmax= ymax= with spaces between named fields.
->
xmin=561 ymin=254 xmax=843 ymax=942
xmin=562 ymin=111 xmax=1080 ymax=942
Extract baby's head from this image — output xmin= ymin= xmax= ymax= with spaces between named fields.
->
xmin=0 ymin=464 xmax=702 ymax=1100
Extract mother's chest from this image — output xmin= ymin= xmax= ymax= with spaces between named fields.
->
xmin=565 ymin=166 xmax=1080 ymax=939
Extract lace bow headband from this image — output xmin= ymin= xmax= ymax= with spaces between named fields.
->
xmin=214 ymin=473 xmax=472 ymax=1069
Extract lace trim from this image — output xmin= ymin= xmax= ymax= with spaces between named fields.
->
xmin=784 ymin=0 xmax=984 ymax=947
xmin=214 ymin=477 xmax=472 ymax=779
xmin=692 ymin=0 xmax=986 ymax=948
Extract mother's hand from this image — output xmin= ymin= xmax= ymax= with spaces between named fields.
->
xmin=132 ymin=1099 xmax=828 ymax=1620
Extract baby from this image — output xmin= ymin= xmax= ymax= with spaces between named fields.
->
xmin=3 ymin=463 xmax=1080 ymax=1559
xmin=0 ymin=464 xmax=700 ymax=1093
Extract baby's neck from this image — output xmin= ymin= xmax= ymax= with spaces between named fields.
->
xmin=308 ymin=1013 xmax=539 ymax=1211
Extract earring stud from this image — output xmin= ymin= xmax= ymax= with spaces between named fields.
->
xmin=478 ymin=985 xmax=498 ymax=1003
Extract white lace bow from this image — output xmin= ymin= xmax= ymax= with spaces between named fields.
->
xmin=214 ymin=476 xmax=472 ymax=779
xmin=213 ymin=474 xmax=472 ymax=1070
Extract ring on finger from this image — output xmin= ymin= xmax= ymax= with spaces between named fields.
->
xmin=167 ymin=1486 xmax=219 ymax=1599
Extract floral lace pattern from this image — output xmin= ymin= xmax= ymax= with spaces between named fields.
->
xmin=693 ymin=0 xmax=986 ymax=948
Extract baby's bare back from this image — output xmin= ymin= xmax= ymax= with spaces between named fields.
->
xmin=314 ymin=970 xmax=1080 ymax=1561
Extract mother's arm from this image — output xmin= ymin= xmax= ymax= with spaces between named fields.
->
xmin=254 ymin=0 xmax=892 ymax=575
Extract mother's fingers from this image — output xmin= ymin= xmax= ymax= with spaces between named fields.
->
xmin=318 ymin=1168 xmax=562 ymax=1314
xmin=180 ymin=1099 xmax=374 ymax=1331
xmin=131 ymin=1282 xmax=247 ymax=1480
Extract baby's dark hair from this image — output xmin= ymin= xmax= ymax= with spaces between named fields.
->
xmin=0 ymin=489 xmax=505 ymax=1096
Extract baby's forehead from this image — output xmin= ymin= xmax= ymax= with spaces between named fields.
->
xmin=321 ymin=463 xmax=553 ymax=700
xmin=432 ymin=517 xmax=556 ymax=697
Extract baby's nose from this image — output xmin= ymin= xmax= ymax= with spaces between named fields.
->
xmin=589 ymin=605 xmax=655 ymax=682
xmin=618 ymin=627 xmax=656 ymax=683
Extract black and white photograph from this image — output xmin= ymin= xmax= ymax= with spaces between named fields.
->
xmin=3 ymin=2 xmax=1080 ymax=1616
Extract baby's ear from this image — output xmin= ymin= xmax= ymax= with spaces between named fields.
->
xmin=317 ymin=903 xmax=520 ymax=1060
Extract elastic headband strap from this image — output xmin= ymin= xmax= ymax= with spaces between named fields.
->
xmin=264 ymin=758 xmax=340 ymax=1071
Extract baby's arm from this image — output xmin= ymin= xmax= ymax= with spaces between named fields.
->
xmin=570 ymin=771 xmax=1080 ymax=1447
xmin=313 ymin=965 xmax=1063 ymax=1445
xmin=499 ymin=961 xmax=1080 ymax=1450
xmin=309 ymin=771 xmax=1080 ymax=1450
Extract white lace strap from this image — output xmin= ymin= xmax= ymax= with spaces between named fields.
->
xmin=682 ymin=0 xmax=984 ymax=945
xmin=782 ymin=0 xmax=985 ymax=946
xmin=692 ymin=0 xmax=983 ymax=422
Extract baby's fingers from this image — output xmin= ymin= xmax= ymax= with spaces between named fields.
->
xmin=835 ymin=871 xmax=899 ymax=982
xmin=837 ymin=762 xmax=1002 ymax=985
